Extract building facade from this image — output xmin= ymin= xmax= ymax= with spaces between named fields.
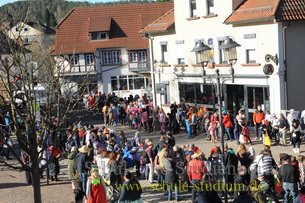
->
xmin=53 ymin=3 xmax=174 ymax=99
xmin=141 ymin=0 xmax=305 ymax=122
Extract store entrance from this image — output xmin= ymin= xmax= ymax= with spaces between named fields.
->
xmin=226 ymin=85 xmax=269 ymax=125
xmin=226 ymin=85 xmax=245 ymax=115
xmin=246 ymin=86 xmax=269 ymax=125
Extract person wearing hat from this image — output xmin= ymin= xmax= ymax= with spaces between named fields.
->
xmin=188 ymin=152 xmax=208 ymax=203
xmin=68 ymin=146 xmax=79 ymax=190
xmin=278 ymin=154 xmax=299 ymax=203
xmin=75 ymin=145 xmax=91 ymax=193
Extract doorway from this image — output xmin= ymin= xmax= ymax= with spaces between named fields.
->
xmin=245 ymin=86 xmax=269 ymax=125
xmin=226 ymin=85 xmax=269 ymax=125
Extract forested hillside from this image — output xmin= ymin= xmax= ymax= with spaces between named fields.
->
xmin=0 ymin=0 xmax=171 ymax=27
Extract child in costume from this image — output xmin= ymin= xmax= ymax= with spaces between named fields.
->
xmin=86 ymin=167 xmax=108 ymax=203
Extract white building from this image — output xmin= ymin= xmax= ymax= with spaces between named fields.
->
xmin=140 ymin=0 xmax=305 ymax=122
xmin=8 ymin=22 xmax=55 ymax=46
xmin=53 ymin=3 xmax=174 ymax=99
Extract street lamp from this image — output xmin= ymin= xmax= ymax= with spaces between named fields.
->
xmin=192 ymin=37 xmax=240 ymax=203
xmin=219 ymin=36 xmax=241 ymax=83
xmin=191 ymin=40 xmax=211 ymax=83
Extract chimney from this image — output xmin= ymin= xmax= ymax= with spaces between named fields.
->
xmin=232 ymin=0 xmax=245 ymax=11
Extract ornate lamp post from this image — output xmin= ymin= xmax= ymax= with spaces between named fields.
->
xmin=219 ymin=36 xmax=241 ymax=83
xmin=191 ymin=40 xmax=211 ymax=84
xmin=192 ymin=37 xmax=240 ymax=203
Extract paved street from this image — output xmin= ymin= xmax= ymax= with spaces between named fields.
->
xmin=0 ymin=113 xmax=294 ymax=202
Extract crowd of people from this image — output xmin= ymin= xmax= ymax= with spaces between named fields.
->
xmin=60 ymin=122 xmax=305 ymax=203
xmin=2 ymin=91 xmax=305 ymax=203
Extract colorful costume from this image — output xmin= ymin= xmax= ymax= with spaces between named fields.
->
xmin=86 ymin=175 xmax=108 ymax=203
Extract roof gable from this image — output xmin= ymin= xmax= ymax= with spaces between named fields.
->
xmin=275 ymin=0 xmax=305 ymax=21
xmin=53 ymin=3 xmax=174 ymax=54
xmin=89 ymin=17 xmax=111 ymax=32
xmin=139 ymin=8 xmax=175 ymax=34
xmin=225 ymin=0 xmax=280 ymax=24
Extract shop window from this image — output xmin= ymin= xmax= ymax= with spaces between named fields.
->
xmin=179 ymin=83 xmax=216 ymax=104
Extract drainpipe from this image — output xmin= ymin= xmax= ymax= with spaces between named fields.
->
xmin=147 ymin=34 xmax=157 ymax=108
xmin=283 ymin=21 xmax=290 ymax=110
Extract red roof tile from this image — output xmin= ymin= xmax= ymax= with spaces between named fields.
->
xmin=225 ymin=0 xmax=281 ymax=24
xmin=276 ymin=0 xmax=305 ymax=21
xmin=53 ymin=3 xmax=174 ymax=54
xmin=89 ymin=17 xmax=111 ymax=32
xmin=139 ymin=8 xmax=174 ymax=34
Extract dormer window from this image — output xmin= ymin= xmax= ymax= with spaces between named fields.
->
xmin=90 ymin=32 xmax=108 ymax=41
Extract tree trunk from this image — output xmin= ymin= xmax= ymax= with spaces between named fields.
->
xmin=32 ymin=159 xmax=42 ymax=203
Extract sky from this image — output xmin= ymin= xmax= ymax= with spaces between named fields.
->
xmin=0 ymin=0 xmax=113 ymax=7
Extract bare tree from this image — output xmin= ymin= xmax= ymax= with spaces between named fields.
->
xmin=0 ymin=5 xmax=98 ymax=203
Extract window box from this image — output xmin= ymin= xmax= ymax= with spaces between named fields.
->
xmin=186 ymin=17 xmax=200 ymax=21
xmin=202 ymin=14 xmax=218 ymax=19
xmin=174 ymin=64 xmax=188 ymax=67
xmin=215 ymin=64 xmax=230 ymax=67
xmin=240 ymin=63 xmax=261 ymax=67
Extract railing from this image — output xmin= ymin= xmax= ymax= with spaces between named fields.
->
xmin=129 ymin=61 xmax=150 ymax=72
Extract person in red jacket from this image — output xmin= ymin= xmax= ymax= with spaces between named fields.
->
xmin=188 ymin=153 xmax=208 ymax=203
xmin=222 ymin=111 xmax=233 ymax=141
xmin=253 ymin=105 xmax=265 ymax=140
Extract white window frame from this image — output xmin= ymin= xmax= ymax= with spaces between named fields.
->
xmin=244 ymin=34 xmax=257 ymax=64
xmin=129 ymin=52 xmax=137 ymax=63
xmin=112 ymin=51 xmax=121 ymax=64
xmin=71 ymin=55 xmax=79 ymax=66
xmin=103 ymin=52 xmax=112 ymax=65
xmin=85 ymin=54 xmax=95 ymax=65
xmin=207 ymin=0 xmax=214 ymax=15
xmin=90 ymin=32 xmax=108 ymax=41
xmin=176 ymin=40 xmax=185 ymax=64
xmin=218 ymin=40 xmax=228 ymax=64
xmin=246 ymin=49 xmax=257 ymax=63
xmin=161 ymin=44 xmax=168 ymax=64
xmin=190 ymin=0 xmax=197 ymax=17
xmin=138 ymin=51 xmax=147 ymax=62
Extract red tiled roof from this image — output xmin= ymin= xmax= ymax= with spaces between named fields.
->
xmin=89 ymin=17 xmax=111 ymax=32
xmin=139 ymin=8 xmax=174 ymax=34
xmin=53 ymin=3 xmax=174 ymax=54
xmin=225 ymin=0 xmax=281 ymax=24
xmin=275 ymin=0 xmax=305 ymax=21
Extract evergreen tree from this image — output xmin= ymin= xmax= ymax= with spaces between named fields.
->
xmin=49 ymin=12 xmax=57 ymax=27
xmin=42 ymin=8 xmax=50 ymax=26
